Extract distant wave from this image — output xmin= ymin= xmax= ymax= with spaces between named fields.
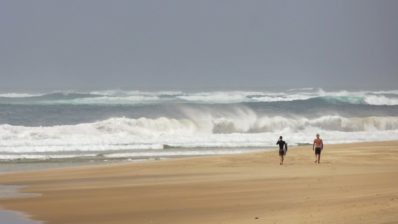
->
xmin=0 ymin=89 xmax=397 ymax=105
xmin=363 ymin=95 xmax=398 ymax=106
xmin=0 ymin=93 xmax=44 ymax=98
xmin=321 ymin=95 xmax=398 ymax=106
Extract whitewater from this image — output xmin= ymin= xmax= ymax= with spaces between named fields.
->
xmin=0 ymin=88 xmax=398 ymax=161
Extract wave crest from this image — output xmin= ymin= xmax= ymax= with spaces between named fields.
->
xmin=1 ymin=89 xmax=397 ymax=105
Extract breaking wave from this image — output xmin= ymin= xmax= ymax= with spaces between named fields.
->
xmin=1 ymin=115 xmax=397 ymax=157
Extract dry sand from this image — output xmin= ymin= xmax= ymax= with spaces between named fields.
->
xmin=0 ymin=141 xmax=398 ymax=224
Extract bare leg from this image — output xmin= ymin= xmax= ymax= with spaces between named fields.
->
xmin=318 ymin=153 xmax=321 ymax=164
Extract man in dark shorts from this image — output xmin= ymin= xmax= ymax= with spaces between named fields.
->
xmin=276 ymin=136 xmax=288 ymax=165
xmin=313 ymin=133 xmax=324 ymax=164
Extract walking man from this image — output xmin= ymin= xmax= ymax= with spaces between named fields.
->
xmin=313 ymin=133 xmax=324 ymax=164
xmin=276 ymin=136 xmax=288 ymax=165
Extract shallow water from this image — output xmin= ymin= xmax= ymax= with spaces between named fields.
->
xmin=0 ymin=185 xmax=42 ymax=224
xmin=0 ymin=210 xmax=42 ymax=224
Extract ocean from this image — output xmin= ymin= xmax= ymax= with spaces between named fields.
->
xmin=0 ymin=88 xmax=397 ymax=165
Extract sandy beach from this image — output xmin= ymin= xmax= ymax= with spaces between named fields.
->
xmin=0 ymin=141 xmax=397 ymax=224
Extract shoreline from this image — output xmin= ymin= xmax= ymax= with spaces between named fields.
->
xmin=0 ymin=139 xmax=394 ymax=174
xmin=0 ymin=147 xmax=271 ymax=174
xmin=0 ymin=141 xmax=397 ymax=224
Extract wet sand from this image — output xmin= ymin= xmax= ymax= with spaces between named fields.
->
xmin=0 ymin=141 xmax=397 ymax=224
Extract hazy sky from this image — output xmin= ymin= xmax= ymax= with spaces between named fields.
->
xmin=1 ymin=0 xmax=397 ymax=91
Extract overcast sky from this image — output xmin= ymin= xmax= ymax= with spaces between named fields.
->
xmin=0 ymin=0 xmax=397 ymax=91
